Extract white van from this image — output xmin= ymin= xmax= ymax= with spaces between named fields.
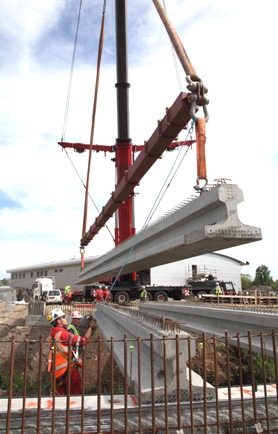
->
xmin=41 ymin=289 xmax=62 ymax=305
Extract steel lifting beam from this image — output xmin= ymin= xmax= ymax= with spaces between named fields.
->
xmin=80 ymin=92 xmax=193 ymax=247
xmin=57 ymin=140 xmax=195 ymax=154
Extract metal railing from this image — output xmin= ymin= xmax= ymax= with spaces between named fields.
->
xmin=189 ymin=299 xmax=278 ymax=315
xmin=0 ymin=328 xmax=277 ymax=433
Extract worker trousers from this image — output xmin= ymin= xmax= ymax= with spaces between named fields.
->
xmin=57 ymin=365 xmax=82 ymax=395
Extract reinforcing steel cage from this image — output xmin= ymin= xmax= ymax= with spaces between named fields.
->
xmin=0 ymin=329 xmax=277 ymax=433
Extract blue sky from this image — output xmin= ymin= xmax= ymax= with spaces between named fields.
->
xmin=1 ymin=0 xmax=278 ymax=282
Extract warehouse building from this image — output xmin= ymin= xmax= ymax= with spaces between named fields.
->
xmin=6 ymin=252 xmax=246 ymax=293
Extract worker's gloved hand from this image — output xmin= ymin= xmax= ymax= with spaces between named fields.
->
xmin=89 ymin=319 xmax=97 ymax=329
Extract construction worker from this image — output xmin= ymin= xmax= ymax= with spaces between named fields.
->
xmin=67 ymin=310 xmax=84 ymax=371
xmin=215 ymin=282 xmax=222 ymax=295
xmin=46 ymin=308 xmax=96 ymax=395
xmin=140 ymin=286 xmax=147 ymax=302
xmin=67 ymin=310 xmax=83 ymax=336
xmin=94 ymin=285 xmax=103 ymax=302
xmin=64 ymin=285 xmax=71 ymax=294
xmin=103 ymin=286 xmax=111 ymax=303
xmin=67 ymin=289 xmax=73 ymax=304
xmin=63 ymin=285 xmax=71 ymax=304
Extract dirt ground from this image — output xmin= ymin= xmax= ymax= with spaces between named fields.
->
xmin=0 ymin=304 xmax=124 ymax=396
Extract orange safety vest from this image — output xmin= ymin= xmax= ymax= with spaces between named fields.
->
xmin=48 ymin=331 xmax=82 ymax=379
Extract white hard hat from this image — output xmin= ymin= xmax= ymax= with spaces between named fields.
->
xmin=216 ymin=282 xmax=219 ymax=285
xmin=71 ymin=310 xmax=82 ymax=319
xmin=46 ymin=308 xmax=65 ymax=324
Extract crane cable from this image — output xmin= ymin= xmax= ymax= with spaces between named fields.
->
xmin=63 ymin=148 xmax=115 ymax=243
xmin=60 ymin=0 xmax=114 ymax=246
xmin=144 ymin=122 xmax=195 ymax=228
xmin=81 ymin=1 xmax=107 ymax=269
xmin=142 ymin=0 xmax=190 ymax=226
xmin=61 ymin=0 xmax=83 ymax=142
xmin=158 ymin=0 xmax=208 ymax=192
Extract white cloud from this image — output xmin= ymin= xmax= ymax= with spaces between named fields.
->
xmin=1 ymin=0 xmax=278 ymax=282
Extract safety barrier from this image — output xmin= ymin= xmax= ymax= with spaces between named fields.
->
xmin=27 ymin=301 xmax=96 ymax=316
xmin=0 ymin=328 xmax=277 ymax=433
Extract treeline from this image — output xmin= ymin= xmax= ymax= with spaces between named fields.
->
xmin=241 ymin=265 xmax=278 ymax=291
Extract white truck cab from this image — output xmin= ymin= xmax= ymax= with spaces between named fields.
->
xmin=32 ymin=276 xmax=56 ymax=301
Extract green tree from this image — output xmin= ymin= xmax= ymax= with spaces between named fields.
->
xmin=241 ymin=273 xmax=252 ymax=290
xmin=0 ymin=278 xmax=9 ymax=286
xmin=253 ymin=265 xmax=272 ymax=286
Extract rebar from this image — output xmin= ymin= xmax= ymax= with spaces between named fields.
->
xmin=0 ymin=331 xmax=277 ymax=433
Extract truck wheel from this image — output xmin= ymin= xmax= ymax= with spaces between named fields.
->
xmin=154 ymin=291 xmax=168 ymax=302
xmin=74 ymin=295 xmax=83 ymax=302
xmin=146 ymin=292 xmax=153 ymax=301
xmin=115 ymin=291 xmax=130 ymax=304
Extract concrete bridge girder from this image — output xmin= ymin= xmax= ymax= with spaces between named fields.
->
xmin=94 ymin=305 xmax=215 ymax=404
xmin=137 ymin=303 xmax=277 ymax=357
xmin=77 ymin=184 xmax=262 ymax=283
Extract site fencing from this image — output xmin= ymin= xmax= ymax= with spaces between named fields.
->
xmin=0 ymin=326 xmax=277 ymax=433
xmin=28 ymin=301 xmax=97 ymax=317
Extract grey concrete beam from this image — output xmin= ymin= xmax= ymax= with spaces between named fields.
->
xmin=77 ymin=184 xmax=262 ymax=283
xmin=94 ymin=305 xmax=215 ymax=403
xmin=137 ymin=303 xmax=278 ymax=357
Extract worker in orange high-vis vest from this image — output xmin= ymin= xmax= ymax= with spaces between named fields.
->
xmin=46 ymin=308 xmax=96 ymax=395
xmin=103 ymin=286 xmax=111 ymax=303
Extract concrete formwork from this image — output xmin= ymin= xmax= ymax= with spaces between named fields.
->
xmin=77 ymin=184 xmax=262 ymax=284
xmin=94 ymin=304 xmax=215 ymax=404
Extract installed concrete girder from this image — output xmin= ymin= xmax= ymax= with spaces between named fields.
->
xmin=94 ymin=304 xmax=215 ymax=404
xmin=77 ymin=184 xmax=262 ymax=283
xmin=137 ymin=303 xmax=278 ymax=357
